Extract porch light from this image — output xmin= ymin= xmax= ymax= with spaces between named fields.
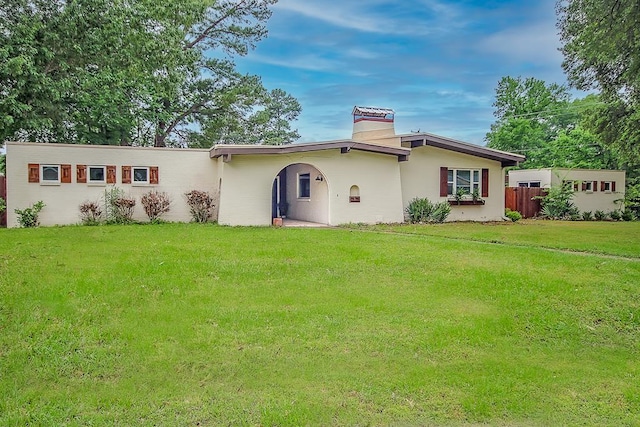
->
xmin=315 ymin=175 xmax=324 ymax=182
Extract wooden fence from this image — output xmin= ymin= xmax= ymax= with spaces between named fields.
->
xmin=0 ymin=175 xmax=6 ymax=227
xmin=505 ymin=187 xmax=545 ymax=218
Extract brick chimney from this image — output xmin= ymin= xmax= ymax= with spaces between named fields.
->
xmin=351 ymin=106 xmax=396 ymax=144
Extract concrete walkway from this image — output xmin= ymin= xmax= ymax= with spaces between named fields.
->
xmin=282 ymin=218 xmax=329 ymax=228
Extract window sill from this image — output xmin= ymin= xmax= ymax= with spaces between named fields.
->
xmin=448 ymin=199 xmax=485 ymax=206
xmin=40 ymin=182 xmax=61 ymax=186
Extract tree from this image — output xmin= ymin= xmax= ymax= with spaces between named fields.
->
xmin=557 ymin=0 xmax=640 ymax=163
xmin=486 ymin=77 xmax=623 ymax=170
xmin=486 ymin=76 xmax=572 ymax=168
xmin=0 ymin=0 xmax=300 ymax=147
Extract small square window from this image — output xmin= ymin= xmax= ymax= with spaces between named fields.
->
xmin=41 ymin=165 xmax=60 ymax=184
xmin=602 ymin=181 xmax=612 ymax=192
xmin=298 ymin=173 xmax=310 ymax=198
xmin=133 ymin=167 xmax=149 ymax=184
xmin=88 ymin=166 xmax=106 ymax=183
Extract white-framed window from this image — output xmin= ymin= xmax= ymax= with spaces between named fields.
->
xmin=518 ymin=181 xmax=541 ymax=188
xmin=133 ymin=167 xmax=149 ymax=184
xmin=447 ymin=169 xmax=480 ymax=196
xmin=298 ymin=173 xmax=310 ymax=198
xmin=584 ymin=181 xmax=593 ymax=192
xmin=88 ymin=166 xmax=106 ymax=184
xmin=563 ymin=180 xmax=578 ymax=192
xmin=41 ymin=165 xmax=60 ymax=184
xmin=602 ymin=181 xmax=612 ymax=192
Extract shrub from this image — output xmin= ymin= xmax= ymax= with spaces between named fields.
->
xmin=185 ymin=190 xmax=215 ymax=223
xmin=581 ymin=211 xmax=593 ymax=221
xmin=622 ymin=209 xmax=636 ymax=221
xmin=594 ymin=210 xmax=607 ymax=221
xmin=141 ymin=191 xmax=171 ymax=222
xmin=405 ymin=197 xmax=450 ymax=223
xmin=14 ymin=201 xmax=45 ymax=228
xmin=79 ymin=201 xmax=102 ymax=225
xmin=536 ymin=183 xmax=578 ymax=220
xmin=111 ymin=197 xmax=136 ymax=223
xmin=609 ymin=210 xmax=622 ymax=221
xmin=505 ymin=208 xmax=522 ymax=222
xmin=104 ymin=187 xmax=136 ymax=224
xmin=0 ymin=196 xmax=5 ymax=214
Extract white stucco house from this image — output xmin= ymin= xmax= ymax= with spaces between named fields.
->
xmin=508 ymin=168 xmax=626 ymax=214
xmin=5 ymin=107 xmax=524 ymax=227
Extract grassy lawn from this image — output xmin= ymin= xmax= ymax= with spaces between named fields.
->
xmin=0 ymin=222 xmax=639 ymax=425
xmin=366 ymin=220 xmax=640 ymax=259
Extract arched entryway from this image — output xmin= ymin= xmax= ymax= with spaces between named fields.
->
xmin=272 ymin=163 xmax=329 ymax=225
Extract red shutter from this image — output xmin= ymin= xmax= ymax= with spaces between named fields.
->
xmin=122 ymin=166 xmax=131 ymax=184
xmin=106 ymin=165 xmax=116 ymax=184
xmin=440 ymin=167 xmax=448 ymax=197
xmin=77 ymin=165 xmax=87 ymax=183
xmin=481 ymin=168 xmax=489 ymax=198
xmin=573 ymin=182 xmax=578 ymax=192
xmin=612 ymin=181 xmax=616 ymax=192
xmin=581 ymin=182 xmax=587 ymax=191
xmin=61 ymin=164 xmax=72 ymax=183
xmin=600 ymin=181 xmax=605 ymax=192
xmin=28 ymin=163 xmax=40 ymax=183
xmin=150 ymin=166 xmax=159 ymax=185
xmin=593 ymin=181 xmax=598 ymax=191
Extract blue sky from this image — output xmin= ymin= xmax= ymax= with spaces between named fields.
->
xmin=233 ymin=0 xmax=568 ymax=145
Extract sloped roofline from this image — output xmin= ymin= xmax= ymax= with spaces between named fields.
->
xmin=400 ymin=132 xmax=525 ymax=167
xmin=210 ymin=140 xmax=411 ymax=162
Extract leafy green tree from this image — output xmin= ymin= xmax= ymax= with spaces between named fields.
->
xmin=0 ymin=0 xmax=299 ymax=147
xmin=557 ymin=0 xmax=640 ymax=163
xmin=0 ymin=153 xmax=5 ymax=174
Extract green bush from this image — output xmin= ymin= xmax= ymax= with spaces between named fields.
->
xmin=581 ymin=211 xmax=593 ymax=221
xmin=14 ymin=201 xmax=45 ymax=227
xmin=505 ymin=208 xmax=522 ymax=222
xmin=536 ymin=183 xmax=578 ymax=220
xmin=0 ymin=196 xmax=6 ymax=214
xmin=594 ymin=210 xmax=607 ymax=221
xmin=405 ymin=198 xmax=450 ymax=223
xmin=609 ymin=210 xmax=622 ymax=221
xmin=622 ymin=209 xmax=636 ymax=221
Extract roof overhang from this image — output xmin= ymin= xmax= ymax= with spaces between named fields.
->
xmin=400 ymin=133 xmax=525 ymax=167
xmin=210 ymin=140 xmax=410 ymax=162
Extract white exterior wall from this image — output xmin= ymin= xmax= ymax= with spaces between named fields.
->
xmin=285 ymin=163 xmax=329 ymax=224
xmin=6 ymin=142 xmax=217 ymax=227
xmin=216 ymin=150 xmax=405 ymax=226
xmin=400 ymin=146 xmax=505 ymax=221
xmin=509 ymin=168 xmax=626 ymax=213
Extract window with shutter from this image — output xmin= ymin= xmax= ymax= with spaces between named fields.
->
xmin=122 ymin=166 xmax=132 ymax=184
xmin=440 ymin=167 xmax=448 ymax=197
xmin=28 ymin=163 xmax=40 ymax=183
xmin=77 ymin=165 xmax=87 ymax=183
xmin=61 ymin=164 xmax=72 ymax=183
xmin=150 ymin=166 xmax=159 ymax=184
xmin=106 ymin=165 xmax=116 ymax=184
xmin=481 ymin=168 xmax=489 ymax=197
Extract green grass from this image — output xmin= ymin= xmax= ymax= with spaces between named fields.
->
xmin=366 ymin=219 xmax=640 ymax=258
xmin=1 ymin=222 xmax=639 ymax=425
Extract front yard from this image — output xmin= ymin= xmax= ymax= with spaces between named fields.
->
xmin=0 ymin=221 xmax=638 ymax=425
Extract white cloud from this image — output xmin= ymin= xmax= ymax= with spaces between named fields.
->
xmin=273 ymin=0 xmax=463 ymax=36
